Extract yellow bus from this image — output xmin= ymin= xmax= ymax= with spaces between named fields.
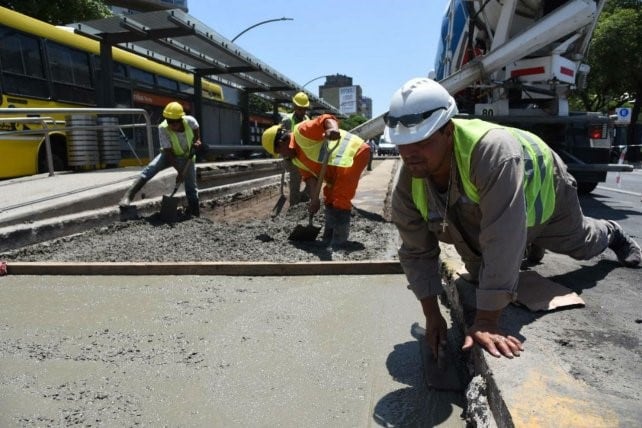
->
xmin=0 ymin=6 xmax=225 ymax=179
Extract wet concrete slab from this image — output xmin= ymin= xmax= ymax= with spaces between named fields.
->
xmin=0 ymin=274 xmax=466 ymax=427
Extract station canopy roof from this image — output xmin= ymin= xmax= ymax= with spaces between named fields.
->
xmin=71 ymin=9 xmax=338 ymax=113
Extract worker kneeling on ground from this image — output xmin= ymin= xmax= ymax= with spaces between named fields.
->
xmin=262 ymin=114 xmax=370 ymax=248
xmin=119 ymin=101 xmax=202 ymax=217
xmin=386 ymin=77 xmax=641 ymax=360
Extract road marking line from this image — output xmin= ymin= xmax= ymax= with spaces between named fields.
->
xmin=597 ymin=185 xmax=642 ymax=197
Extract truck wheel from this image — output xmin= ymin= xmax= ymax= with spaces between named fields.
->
xmin=577 ymin=181 xmax=598 ymax=194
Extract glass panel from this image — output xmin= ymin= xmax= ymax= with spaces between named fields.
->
xmin=47 ymin=42 xmax=92 ymax=87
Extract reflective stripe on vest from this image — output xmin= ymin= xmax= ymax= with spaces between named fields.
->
xmin=411 ymin=118 xmax=555 ymax=227
xmin=291 ymin=127 xmax=363 ymax=174
xmin=159 ymin=119 xmax=194 ymax=158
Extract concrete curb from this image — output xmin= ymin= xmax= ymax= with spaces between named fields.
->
xmin=438 ymin=249 xmax=512 ymax=427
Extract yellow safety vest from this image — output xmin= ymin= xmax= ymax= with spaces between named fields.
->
xmin=411 ymin=118 xmax=556 ymax=227
xmin=291 ymin=126 xmax=364 ymax=174
xmin=159 ymin=119 xmax=195 ymax=158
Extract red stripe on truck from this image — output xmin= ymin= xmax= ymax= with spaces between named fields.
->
xmin=511 ymin=66 xmax=545 ymax=77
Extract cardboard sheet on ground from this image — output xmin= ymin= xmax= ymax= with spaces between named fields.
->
xmin=455 ymin=268 xmax=585 ymax=312
xmin=516 ymin=271 xmax=585 ymax=312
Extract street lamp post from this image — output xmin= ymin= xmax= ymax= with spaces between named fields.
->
xmin=231 ymin=17 xmax=294 ymax=42
xmin=302 ymin=74 xmax=333 ymax=88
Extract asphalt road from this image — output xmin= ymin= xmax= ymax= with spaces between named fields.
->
xmin=472 ymin=169 xmax=642 ymax=426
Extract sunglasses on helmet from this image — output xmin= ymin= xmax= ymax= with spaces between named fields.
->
xmin=383 ymin=106 xmax=447 ymax=128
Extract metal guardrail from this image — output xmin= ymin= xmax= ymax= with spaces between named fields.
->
xmin=0 ymin=108 xmax=154 ymax=176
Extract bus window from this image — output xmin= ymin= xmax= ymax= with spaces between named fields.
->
xmin=179 ymin=82 xmax=194 ymax=95
xmin=156 ymin=75 xmax=178 ymax=92
xmin=0 ymin=27 xmax=49 ymax=98
xmin=129 ymin=67 xmax=154 ymax=87
xmin=47 ymin=41 xmax=94 ymax=105
xmin=113 ymin=61 xmax=128 ymax=79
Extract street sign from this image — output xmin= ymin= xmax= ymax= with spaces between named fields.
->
xmin=615 ymin=107 xmax=632 ymax=124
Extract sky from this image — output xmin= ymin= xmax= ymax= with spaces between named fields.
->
xmin=187 ymin=0 xmax=449 ymax=116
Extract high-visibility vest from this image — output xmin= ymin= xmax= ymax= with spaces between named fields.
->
xmin=159 ymin=119 xmax=195 ymax=158
xmin=291 ymin=126 xmax=364 ymax=175
xmin=411 ymin=118 xmax=556 ymax=227
xmin=283 ymin=113 xmax=310 ymax=131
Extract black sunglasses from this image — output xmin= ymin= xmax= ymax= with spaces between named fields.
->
xmin=384 ymin=106 xmax=447 ymax=128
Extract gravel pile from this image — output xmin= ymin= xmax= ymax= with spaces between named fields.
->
xmin=1 ymin=203 xmax=400 ymax=262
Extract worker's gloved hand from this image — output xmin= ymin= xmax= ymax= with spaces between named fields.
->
xmin=462 ymin=309 xmax=523 ymax=358
xmin=420 ymin=297 xmax=448 ymax=365
xmin=324 ymin=128 xmax=340 ymax=141
xmin=426 ymin=312 xmax=448 ymax=367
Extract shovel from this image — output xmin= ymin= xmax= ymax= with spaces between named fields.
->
xmin=288 ymin=139 xmax=338 ymax=241
xmin=160 ymin=150 xmax=195 ymax=222
xmin=271 ymin=167 xmax=287 ymax=218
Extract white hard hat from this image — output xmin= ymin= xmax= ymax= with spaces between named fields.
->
xmin=383 ymin=77 xmax=458 ymax=146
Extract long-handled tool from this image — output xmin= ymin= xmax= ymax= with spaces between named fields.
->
xmin=288 ymin=139 xmax=338 ymax=241
xmin=271 ymin=167 xmax=287 ymax=218
xmin=160 ymin=148 xmax=195 ymax=222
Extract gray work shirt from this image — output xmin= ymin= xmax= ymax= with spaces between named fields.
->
xmin=159 ymin=115 xmax=199 ymax=152
xmin=392 ymin=125 xmax=610 ymax=311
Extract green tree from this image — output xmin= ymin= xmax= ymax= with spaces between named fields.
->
xmin=0 ymin=0 xmax=111 ymax=24
xmin=576 ymin=1 xmax=642 ymax=147
xmin=339 ymin=114 xmax=367 ymax=131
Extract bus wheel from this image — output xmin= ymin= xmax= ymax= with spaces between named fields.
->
xmin=38 ymin=152 xmax=66 ymax=174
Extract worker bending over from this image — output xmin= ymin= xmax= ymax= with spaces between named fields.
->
xmin=385 ymin=77 xmax=641 ymax=360
xmin=119 ymin=101 xmax=202 ymax=217
xmin=262 ymin=114 xmax=370 ymax=248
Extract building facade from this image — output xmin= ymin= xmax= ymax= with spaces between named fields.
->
xmin=318 ymin=74 xmax=370 ymax=119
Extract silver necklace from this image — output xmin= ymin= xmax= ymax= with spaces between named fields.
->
xmin=440 ymin=152 xmax=454 ymax=233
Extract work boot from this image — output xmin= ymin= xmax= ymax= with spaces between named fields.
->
xmin=118 ymin=177 xmax=146 ymax=208
xmin=607 ymin=220 xmax=641 ymax=267
xmin=188 ymin=201 xmax=200 ymax=218
xmin=322 ymin=205 xmax=337 ymax=243
xmin=331 ymin=209 xmax=351 ymax=249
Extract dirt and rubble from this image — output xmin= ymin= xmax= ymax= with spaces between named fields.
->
xmin=0 ymin=188 xmax=401 ymax=263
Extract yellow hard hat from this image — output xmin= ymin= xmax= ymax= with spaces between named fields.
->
xmin=292 ymin=92 xmax=310 ymax=108
xmin=261 ymin=125 xmax=283 ymax=157
xmin=163 ymin=101 xmax=185 ymax=120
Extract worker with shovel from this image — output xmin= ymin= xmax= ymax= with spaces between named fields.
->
xmin=280 ymin=92 xmax=311 ymax=205
xmin=119 ymin=101 xmax=202 ymax=217
xmin=261 ymin=114 xmax=371 ymax=248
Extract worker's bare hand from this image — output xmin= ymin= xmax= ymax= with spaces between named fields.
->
xmin=308 ymin=197 xmax=320 ymax=215
xmin=462 ymin=313 xmax=523 ymax=358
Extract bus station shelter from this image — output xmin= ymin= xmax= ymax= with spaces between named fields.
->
xmin=71 ymin=8 xmax=339 ymax=149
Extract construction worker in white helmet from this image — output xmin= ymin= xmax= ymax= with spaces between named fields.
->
xmin=119 ymin=101 xmax=203 ymax=217
xmin=279 ymin=92 xmax=311 ymax=205
xmin=386 ymin=77 xmax=641 ymax=361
